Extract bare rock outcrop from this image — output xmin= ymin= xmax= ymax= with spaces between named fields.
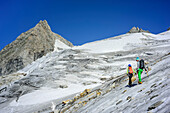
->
xmin=167 ymin=27 xmax=170 ymax=31
xmin=128 ymin=26 xmax=150 ymax=33
xmin=0 ymin=20 xmax=73 ymax=76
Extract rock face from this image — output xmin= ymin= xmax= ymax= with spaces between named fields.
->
xmin=168 ymin=27 xmax=170 ymax=31
xmin=128 ymin=26 xmax=150 ymax=33
xmin=0 ymin=20 xmax=73 ymax=76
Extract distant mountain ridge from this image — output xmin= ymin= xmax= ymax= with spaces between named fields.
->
xmin=0 ymin=20 xmax=73 ymax=76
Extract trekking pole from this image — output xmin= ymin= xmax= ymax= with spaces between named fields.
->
xmin=146 ymin=67 xmax=149 ymax=76
xmin=135 ymin=72 xmax=138 ymax=81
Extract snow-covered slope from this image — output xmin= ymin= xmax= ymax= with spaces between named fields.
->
xmin=156 ymin=30 xmax=170 ymax=40
xmin=54 ymin=39 xmax=71 ymax=51
xmin=74 ymin=33 xmax=155 ymax=53
xmin=0 ymin=31 xmax=170 ymax=113
xmin=74 ymin=54 xmax=170 ymax=113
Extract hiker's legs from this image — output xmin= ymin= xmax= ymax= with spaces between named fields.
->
xmin=128 ymin=73 xmax=133 ymax=86
xmin=138 ymin=69 xmax=143 ymax=82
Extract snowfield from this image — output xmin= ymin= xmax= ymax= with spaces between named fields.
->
xmin=10 ymin=84 xmax=99 ymax=106
xmin=0 ymin=31 xmax=170 ymax=113
xmin=74 ymin=33 xmax=154 ymax=53
xmin=54 ymin=39 xmax=71 ymax=51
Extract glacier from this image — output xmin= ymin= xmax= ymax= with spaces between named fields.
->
xmin=0 ymin=31 xmax=170 ymax=113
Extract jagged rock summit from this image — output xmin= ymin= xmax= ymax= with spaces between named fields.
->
xmin=168 ymin=27 xmax=170 ymax=31
xmin=0 ymin=20 xmax=73 ymax=76
xmin=128 ymin=26 xmax=150 ymax=33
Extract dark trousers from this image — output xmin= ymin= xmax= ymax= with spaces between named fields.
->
xmin=128 ymin=73 xmax=133 ymax=86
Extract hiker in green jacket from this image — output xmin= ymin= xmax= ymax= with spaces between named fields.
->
xmin=136 ymin=57 xmax=147 ymax=84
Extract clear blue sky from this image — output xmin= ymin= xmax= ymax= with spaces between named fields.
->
xmin=0 ymin=0 xmax=170 ymax=50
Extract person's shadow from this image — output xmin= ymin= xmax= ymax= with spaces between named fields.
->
xmin=125 ymin=84 xmax=137 ymax=88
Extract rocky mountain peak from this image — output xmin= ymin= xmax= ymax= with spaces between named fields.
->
xmin=35 ymin=20 xmax=51 ymax=32
xmin=167 ymin=27 xmax=170 ymax=31
xmin=0 ymin=20 xmax=73 ymax=76
xmin=128 ymin=26 xmax=150 ymax=33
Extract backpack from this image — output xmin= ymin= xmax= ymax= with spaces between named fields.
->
xmin=139 ymin=59 xmax=145 ymax=69
xmin=128 ymin=67 xmax=133 ymax=74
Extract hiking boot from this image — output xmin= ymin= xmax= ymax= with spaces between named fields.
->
xmin=128 ymin=84 xmax=132 ymax=87
xmin=138 ymin=81 xmax=142 ymax=84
